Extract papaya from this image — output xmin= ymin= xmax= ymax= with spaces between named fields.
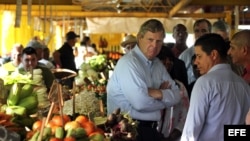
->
xmin=7 ymin=83 xmax=22 ymax=106
xmin=73 ymin=127 xmax=87 ymax=139
xmin=17 ymin=96 xmax=38 ymax=110
xmin=55 ymin=126 xmax=64 ymax=139
xmin=19 ymin=84 xmax=33 ymax=99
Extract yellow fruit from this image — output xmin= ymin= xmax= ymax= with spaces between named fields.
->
xmin=64 ymin=121 xmax=81 ymax=131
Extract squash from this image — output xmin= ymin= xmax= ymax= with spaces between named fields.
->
xmin=7 ymin=83 xmax=22 ymax=106
xmin=17 ymin=95 xmax=38 ymax=110
xmin=19 ymin=84 xmax=33 ymax=99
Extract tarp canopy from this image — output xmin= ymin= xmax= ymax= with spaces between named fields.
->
xmin=86 ymin=17 xmax=216 ymax=33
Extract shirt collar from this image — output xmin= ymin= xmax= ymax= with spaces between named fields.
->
xmin=208 ymin=64 xmax=231 ymax=74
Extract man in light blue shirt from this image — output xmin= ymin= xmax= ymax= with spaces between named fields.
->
xmin=181 ymin=34 xmax=250 ymax=141
xmin=107 ymin=19 xmax=181 ymax=141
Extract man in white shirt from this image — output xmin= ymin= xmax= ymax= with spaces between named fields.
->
xmin=181 ymin=33 xmax=250 ymax=141
xmin=179 ymin=19 xmax=212 ymax=85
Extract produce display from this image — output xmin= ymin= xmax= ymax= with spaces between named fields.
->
xmin=73 ymin=54 xmax=108 ymax=116
xmin=75 ymin=54 xmax=108 ymax=87
xmin=63 ymin=90 xmax=100 ymax=116
xmin=26 ymin=114 xmax=105 ymax=141
xmin=0 ymin=69 xmax=50 ymax=139
xmin=0 ymin=55 xmax=136 ymax=141
xmin=2 ymin=69 xmax=50 ymax=116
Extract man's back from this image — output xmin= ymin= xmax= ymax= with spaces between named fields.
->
xmin=182 ymin=64 xmax=250 ymax=141
xmin=58 ymin=42 xmax=77 ymax=72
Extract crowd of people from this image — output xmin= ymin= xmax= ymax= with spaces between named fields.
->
xmin=108 ymin=19 xmax=250 ymax=141
xmin=0 ymin=31 xmax=99 ymax=89
xmin=0 ymin=18 xmax=249 ymax=141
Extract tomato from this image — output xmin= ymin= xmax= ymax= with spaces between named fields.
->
xmin=49 ymin=137 xmax=63 ymax=141
xmin=52 ymin=114 xmax=70 ymax=126
xmin=82 ymin=121 xmax=96 ymax=136
xmin=95 ymin=127 xmax=105 ymax=135
xmin=75 ymin=115 xmax=89 ymax=126
xmin=63 ymin=137 xmax=76 ymax=141
xmin=32 ymin=120 xmax=42 ymax=131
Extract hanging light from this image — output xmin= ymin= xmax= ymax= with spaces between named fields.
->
xmin=243 ymin=6 xmax=249 ymax=12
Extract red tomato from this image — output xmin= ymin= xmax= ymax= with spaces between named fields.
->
xmin=49 ymin=137 xmax=63 ymax=141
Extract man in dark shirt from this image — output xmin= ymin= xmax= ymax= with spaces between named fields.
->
xmin=171 ymin=24 xmax=188 ymax=58
xmin=18 ymin=47 xmax=55 ymax=91
xmin=53 ymin=31 xmax=79 ymax=88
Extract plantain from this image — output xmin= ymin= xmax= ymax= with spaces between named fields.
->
xmin=5 ymin=105 xmax=26 ymax=116
xmin=7 ymin=83 xmax=22 ymax=106
xmin=17 ymin=95 xmax=38 ymax=110
xmin=19 ymin=84 xmax=33 ymax=99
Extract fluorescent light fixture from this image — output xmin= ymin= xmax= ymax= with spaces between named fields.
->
xmin=238 ymin=25 xmax=250 ymax=30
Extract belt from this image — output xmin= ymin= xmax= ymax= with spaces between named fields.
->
xmin=134 ymin=119 xmax=158 ymax=128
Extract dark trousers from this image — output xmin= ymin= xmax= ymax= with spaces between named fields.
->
xmin=135 ymin=120 xmax=162 ymax=141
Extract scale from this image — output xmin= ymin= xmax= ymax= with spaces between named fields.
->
xmin=46 ymin=69 xmax=77 ymax=125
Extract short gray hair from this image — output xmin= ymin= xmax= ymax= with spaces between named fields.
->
xmin=137 ymin=19 xmax=165 ymax=39
xmin=212 ymin=20 xmax=229 ymax=32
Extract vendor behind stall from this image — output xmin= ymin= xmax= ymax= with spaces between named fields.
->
xmin=18 ymin=47 xmax=55 ymax=91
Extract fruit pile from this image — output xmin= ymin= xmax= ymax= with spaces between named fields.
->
xmin=5 ymin=83 xmax=48 ymax=116
xmin=75 ymin=55 xmax=107 ymax=87
xmin=27 ymin=114 xmax=105 ymax=141
xmin=0 ymin=69 xmax=52 ymax=139
xmin=2 ymin=69 xmax=50 ymax=117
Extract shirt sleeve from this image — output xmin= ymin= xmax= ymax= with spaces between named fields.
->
xmin=117 ymin=59 xmax=166 ymax=112
xmin=181 ymin=77 xmax=209 ymax=140
xmin=160 ymin=66 xmax=181 ymax=107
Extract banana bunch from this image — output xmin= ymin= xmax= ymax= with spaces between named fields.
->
xmin=6 ymin=83 xmax=38 ymax=116
xmin=4 ymin=69 xmax=50 ymax=116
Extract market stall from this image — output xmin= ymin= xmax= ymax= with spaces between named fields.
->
xmin=0 ymin=54 xmax=137 ymax=141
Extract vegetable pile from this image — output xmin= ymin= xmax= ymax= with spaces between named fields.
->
xmin=27 ymin=114 xmax=105 ymax=141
